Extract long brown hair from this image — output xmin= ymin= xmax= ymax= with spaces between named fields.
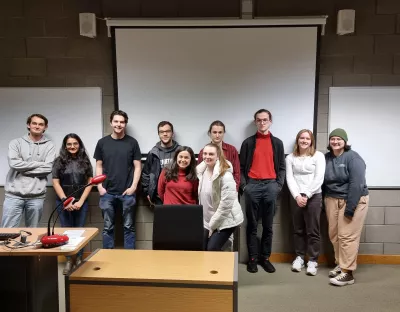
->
xmin=204 ymin=143 xmax=230 ymax=177
xmin=207 ymin=120 xmax=225 ymax=135
xmin=165 ymin=146 xmax=197 ymax=182
xmin=293 ymin=129 xmax=316 ymax=157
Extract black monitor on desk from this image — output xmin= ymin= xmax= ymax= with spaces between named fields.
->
xmin=152 ymin=204 xmax=204 ymax=251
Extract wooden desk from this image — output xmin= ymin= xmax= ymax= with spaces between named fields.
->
xmin=68 ymin=249 xmax=238 ymax=312
xmin=0 ymin=227 xmax=98 ymax=312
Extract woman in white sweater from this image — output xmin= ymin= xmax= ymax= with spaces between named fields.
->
xmin=197 ymin=143 xmax=244 ymax=251
xmin=285 ymin=129 xmax=325 ymax=275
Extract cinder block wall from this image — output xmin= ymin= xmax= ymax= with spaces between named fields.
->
xmin=1 ymin=0 xmax=399 ymax=257
xmin=255 ymin=0 xmax=400 ymax=256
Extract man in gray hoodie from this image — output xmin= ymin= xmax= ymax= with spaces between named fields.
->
xmin=1 ymin=114 xmax=56 ymax=228
xmin=141 ymin=121 xmax=180 ymax=206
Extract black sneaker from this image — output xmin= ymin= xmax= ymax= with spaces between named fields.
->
xmin=247 ymin=258 xmax=258 ymax=273
xmin=330 ymin=272 xmax=355 ymax=286
xmin=260 ymin=258 xmax=276 ymax=273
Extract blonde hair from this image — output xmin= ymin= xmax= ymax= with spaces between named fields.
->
xmin=293 ymin=129 xmax=316 ymax=157
xmin=204 ymin=143 xmax=230 ymax=177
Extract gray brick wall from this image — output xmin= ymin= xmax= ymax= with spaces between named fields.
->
xmin=1 ymin=0 xmax=399 ymax=259
xmin=255 ymin=0 xmax=400 ymax=257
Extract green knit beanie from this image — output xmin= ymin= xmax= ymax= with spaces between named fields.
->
xmin=329 ymin=128 xmax=348 ymax=142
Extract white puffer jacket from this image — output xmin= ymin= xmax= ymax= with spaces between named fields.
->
xmin=196 ymin=160 xmax=244 ymax=231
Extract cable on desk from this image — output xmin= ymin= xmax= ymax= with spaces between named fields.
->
xmin=3 ymin=238 xmax=41 ymax=251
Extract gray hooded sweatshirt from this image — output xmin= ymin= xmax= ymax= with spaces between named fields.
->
xmin=141 ymin=140 xmax=180 ymax=201
xmin=5 ymin=134 xmax=56 ymax=198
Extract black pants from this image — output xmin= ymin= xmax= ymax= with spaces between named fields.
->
xmin=154 ymin=197 xmax=163 ymax=205
xmin=203 ymin=227 xmax=236 ymax=251
xmin=244 ymin=179 xmax=280 ymax=259
xmin=290 ymin=193 xmax=322 ymax=262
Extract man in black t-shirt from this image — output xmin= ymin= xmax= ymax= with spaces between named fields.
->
xmin=94 ymin=110 xmax=142 ymax=249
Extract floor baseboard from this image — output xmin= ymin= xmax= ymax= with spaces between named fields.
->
xmin=269 ymin=253 xmax=400 ymax=265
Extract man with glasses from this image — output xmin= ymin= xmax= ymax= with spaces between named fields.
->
xmin=239 ymin=109 xmax=286 ymax=273
xmin=141 ymin=121 xmax=180 ymax=207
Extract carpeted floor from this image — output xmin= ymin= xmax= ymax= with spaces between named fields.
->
xmin=238 ymin=263 xmax=400 ymax=312
xmin=58 ymin=262 xmax=400 ymax=312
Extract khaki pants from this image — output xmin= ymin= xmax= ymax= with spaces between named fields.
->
xmin=325 ymin=195 xmax=369 ymax=271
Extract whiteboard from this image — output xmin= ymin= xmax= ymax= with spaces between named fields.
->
xmin=114 ymin=26 xmax=319 ymax=154
xmin=329 ymin=87 xmax=400 ymax=188
xmin=0 ymin=87 xmax=103 ymax=186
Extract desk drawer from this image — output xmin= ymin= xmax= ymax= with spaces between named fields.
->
xmin=69 ymin=283 xmax=234 ymax=312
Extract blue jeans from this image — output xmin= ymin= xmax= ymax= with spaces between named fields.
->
xmin=1 ymin=196 xmax=44 ymax=227
xmin=56 ymin=198 xmax=89 ymax=258
xmin=99 ymin=193 xmax=136 ymax=249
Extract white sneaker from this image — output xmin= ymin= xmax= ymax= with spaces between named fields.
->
xmin=63 ymin=260 xmax=73 ymax=275
xmin=291 ymin=256 xmax=304 ymax=272
xmin=329 ymin=265 xmax=341 ymax=277
xmin=306 ymin=261 xmax=318 ymax=276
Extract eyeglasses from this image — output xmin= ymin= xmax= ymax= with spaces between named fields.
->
xmin=159 ymin=130 xmax=172 ymax=135
xmin=66 ymin=142 xmax=79 ymax=147
xmin=255 ymin=119 xmax=270 ymax=124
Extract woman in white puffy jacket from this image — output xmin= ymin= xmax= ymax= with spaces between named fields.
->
xmin=197 ymin=143 xmax=244 ymax=251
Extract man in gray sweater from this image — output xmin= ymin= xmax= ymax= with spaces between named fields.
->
xmin=1 ymin=114 xmax=55 ymax=228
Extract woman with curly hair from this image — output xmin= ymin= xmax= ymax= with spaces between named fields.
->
xmin=157 ymin=146 xmax=198 ymax=205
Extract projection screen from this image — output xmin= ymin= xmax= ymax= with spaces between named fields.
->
xmin=110 ymin=19 xmax=323 ymax=154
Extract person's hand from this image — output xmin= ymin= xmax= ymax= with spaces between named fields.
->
xmin=344 ymin=211 xmax=353 ymax=220
xmin=296 ymin=196 xmax=307 ymax=207
xmin=240 ymin=184 xmax=247 ymax=195
xmin=208 ymin=229 xmax=213 ymax=238
xmin=72 ymin=200 xmax=83 ymax=210
xmin=64 ymin=203 xmax=74 ymax=211
xmin=123 ymin=185 xmax=137 ymax=196
xmin=98 ymin=186 xmax=107 ymax=196
xmin=147 ymin=195 xmax=155 ymax=207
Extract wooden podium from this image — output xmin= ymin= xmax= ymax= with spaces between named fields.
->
xmin=0 ymin=227 xmax=98 ymax=312
xmin=68 ymin=249 xmax=238 ymax=312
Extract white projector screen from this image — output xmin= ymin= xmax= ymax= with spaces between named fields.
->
xmin=0 ymin=87 xmax=103 ymax=186
xmin=329 ymin=87 xmax=400 ymax=188
xmin=114 ymin=24 xmax=319 ymax=154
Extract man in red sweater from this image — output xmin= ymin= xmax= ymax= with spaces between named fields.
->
xmin=240 ymin=109 xmax=286 ymax=273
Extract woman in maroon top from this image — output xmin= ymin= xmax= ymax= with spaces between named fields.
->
xmin=158 ymin=146 xmax=198 ymax=204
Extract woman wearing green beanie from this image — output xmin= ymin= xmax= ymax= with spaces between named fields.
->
xmin=324 ymin=128 xmax=369 ymax=286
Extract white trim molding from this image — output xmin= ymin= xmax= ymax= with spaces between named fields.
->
xmin=106 ymin=16 xmax=327 ymax=28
